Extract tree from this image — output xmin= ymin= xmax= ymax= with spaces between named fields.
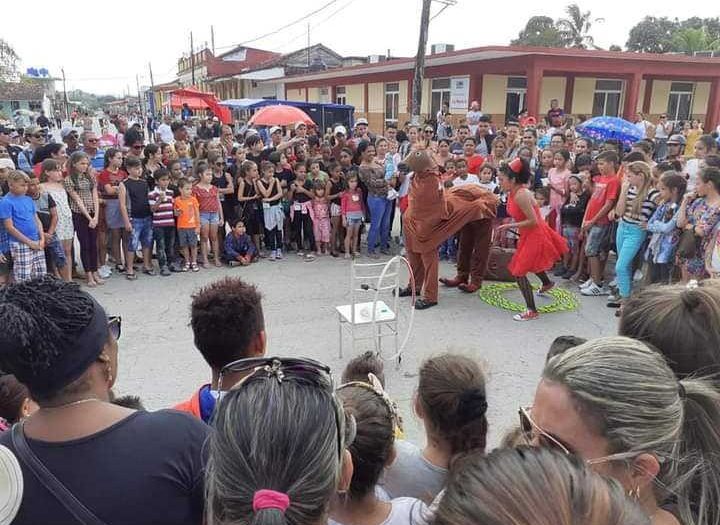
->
xmin=556 ymin=3 xmax=604 ymax=49
xmin=609 ymin=44 xmax=622 ymax=51
xmin=672 ymin=27 xmax=720 ymax=54
xmin=0 ymin=38 xmax=20 ymax=81
xmin=511 ymin=16 xmax=567 ymax=48
xmin=626 ymin=16 xmax=679 ymax=53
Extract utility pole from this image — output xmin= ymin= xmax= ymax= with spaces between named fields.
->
xmin=411 ymin=0 xmax=432 ymax=124
xmin=190 ymin=31 xmax=196 ymax=86
xmin=136 ymin=74 xmax=144 ymax=117
xmin=148 ymin=62 xmax=155 ymax=116
xmin=61 ymin=67 xmax=69 ymax=120
xmin=307 ymin=23 xmax=311 ymax=67
xmin=211 ymin=25 xmax=215 ymax=55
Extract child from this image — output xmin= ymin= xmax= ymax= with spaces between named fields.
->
xmin=579 ymin=150 xmax=620 ymax=296
xmin=0 ymin=171 xmax=46 ymax=282
xmin=331 ymin=376 xmax=427 ymax=525
xmin=341 ymin=173 xmax=364 ymax=258
xmin=173 ymin=178 xmax=200 ymax=272
xmin=256 ymin=160 xmax=284 ymax=260
xmin=175 ymin=141 xmax=193 ymax=175
xmin=478 ymin=164 xmax=498 ymax=193
xmin=548 ymin=149 xmax=571 ymax=234
xmin=148 ymin=168 xmax=176 ymax=276
xmin=646 ymin=171 xmax=686 ymax=284
xmin=533 ymin=149 xmax=554 ymax=189
xmin=289 ymin=163 xmax=316 ymax=261
xmin=311 ymin=181 xmax=331 ymax=255
xmin=118 ymin=156 xmax=154 ymax=279
xmin=558 ymin=175 xmax=589 ymax=279
xmin=28 ymin=174 xmax=66 ymax=277
xmin=307 ymin=158 xmax=328 ymax=184
xmin=452 ymin=157 xmax=480 ymax=187
xmin=39 ymin=159 xmax=73 ymax=282
xmin=192 ymin=161 xmax=224 ymax=268
xmin=326 ymin=161 xmax=345 ymax=257
xmin=380 ymin=354 xmax=488 ymax=504
xmin=535 ymin=187 xmax=556 ymax=229
xmin=441 ymin=159 xmax=457 ymax=188
xmin=223 ymin=219 xmax=257 ymax=266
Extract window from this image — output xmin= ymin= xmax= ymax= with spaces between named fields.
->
xmin=28 ymin=101 xmax=42 ymax=111
xmin=336 ymin=86 xmax=347 ymax=105
xmin=385 ymin=82 xmax=400 ymax=126
xmin=10 ymin=101 xmax=20 ymax=111
xmin=319 ymin=87 xmax=330 ymax=103
xmin=667 ymin=82 xmax=694 ymax=121
xmin=505 ymin=77 xmax=527 ymax=120
xmin=431 ymin=78 xmax=451 ymax=119
xmin=592 ymin=79 xmax=623 ymax=117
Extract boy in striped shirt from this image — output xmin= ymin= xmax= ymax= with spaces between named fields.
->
xmin=148 ymin=168 xmax=176 ymax=276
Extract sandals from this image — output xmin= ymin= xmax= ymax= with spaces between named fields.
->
xmin=125 ymin=272 xmax=138 ymax=281
xmin=142 ymin=268 xmax=156 ymax=276
xmin=191 ymin=263 xmax=200 ymax=272
xmin=414 ymin=299 xmax=438 ymax=310
xmin=115 ymin=264 xmax=126 ymax=273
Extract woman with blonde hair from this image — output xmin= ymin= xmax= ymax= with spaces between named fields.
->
xmin=527 ymin=336 xmax=720 ymax=525
xmin=433 ymin=447 xmax=648 ymax=525
xmin=607 ymin=161 xmax=659 ymax=309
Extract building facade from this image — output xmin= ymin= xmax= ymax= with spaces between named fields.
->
xmin=274 ymin=45 xmax=720 ymax=131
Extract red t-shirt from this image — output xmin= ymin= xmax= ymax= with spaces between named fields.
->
xmin=96 ymin=169 xmax=127 ymax=200
xmin=465 ymin=154 xmax=485 ymax=175
xmin=192 ymin=184 xmax=220 ymax=213
xmin=584 ymin=173 xmax=620 ymax=226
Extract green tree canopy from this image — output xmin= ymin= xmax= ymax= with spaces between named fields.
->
xmin=511 ymin=16 xmax=567 ymax=47
xmin=626 ymin=16 xmax=679 ymax=53
xmin=672 ymin=27 xmax=720 ymax=54
xmin=556 ymin=3 xmax=604 ymax=49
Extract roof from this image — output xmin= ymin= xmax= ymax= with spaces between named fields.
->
xmin=0 ymin=80 xmax=45 ymax=101
xmin=205 ymin=47 xmax=281 ymax=79
xmin=280 ymin=44 xmax=720 ymax=84
xmin=219 ymin=98 xmax=354 ymax=111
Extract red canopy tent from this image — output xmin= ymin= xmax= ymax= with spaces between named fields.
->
xmin=168 ymin=87 xmax=232 ymax=124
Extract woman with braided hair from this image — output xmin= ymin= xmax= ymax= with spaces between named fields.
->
xmin=0 ymin=276 xmax=209 ymax=525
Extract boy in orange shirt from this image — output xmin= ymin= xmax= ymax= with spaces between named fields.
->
xmin=173 ymin=178 xmax=201 ymax=272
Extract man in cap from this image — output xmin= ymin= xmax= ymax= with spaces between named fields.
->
xmin=0 ymin=126 xmax=23 ymax=169
xmin=331 ymin=125 xmax=352 ymax=159
xmin=61 ymin=127 xmax=81 ymax=154
xmin=81 ymin=131 xmax=105 ymax=172
xmin=17 ymin=126 xmax=46 ymax=173
xmin=666 ymin=134 xmax=686 ymax=165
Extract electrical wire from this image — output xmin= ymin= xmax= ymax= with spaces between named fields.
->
xmin=429 ymin=2 xmax=451 ymax=21
xmin=277 ymin=0 xmax=360 ymax=52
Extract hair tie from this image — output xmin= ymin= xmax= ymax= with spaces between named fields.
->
xmin=678 ymin=382 xmax=687 ymax=400
xmin=252 ymin=490 xmax=290 ymax=513
xmin=508 ymin=157 xmax=523 ymax=174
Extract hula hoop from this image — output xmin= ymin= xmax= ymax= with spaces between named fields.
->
xmin=478 ymin=282 xmax=578 ymax=313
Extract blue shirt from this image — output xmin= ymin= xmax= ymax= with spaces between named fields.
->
xmin=86 ymin=148 xmax=105 ymax=171
xmin=0 ymin=193 xmax=41 ymax=242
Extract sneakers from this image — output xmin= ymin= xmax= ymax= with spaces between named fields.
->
xmin=228 ymin=261 xmax=241 ymax=267
xmin=160 ymin=266 xmax=171 ymax=276
xmin=513 ymin=310 xmax=539 ymax=322
xmin=98 ymin=265 xmax=112 ymax=279
xmin=579 ymin=278 xmax=594 ymax=289
xmin=581 ymin=283 xmax=610 ymax=296
xmin=276 ymin=249 xmax=283 ymax=260
xmin=269 ymin=251 xmax=277 ymax=261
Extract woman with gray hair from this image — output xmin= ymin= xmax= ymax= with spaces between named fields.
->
xmin=433 ymin=447 xmax=649 ymax=525
xmin=206 ymin=357 xmax=354 ymax=525
xmin=523 ymin=336 xmax=720 ymax=525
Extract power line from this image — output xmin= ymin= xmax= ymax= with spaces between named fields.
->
xmin=278 ymin=0 xmax=360 ymax=52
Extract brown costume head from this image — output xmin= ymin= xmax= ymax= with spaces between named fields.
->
xmin=404 ymin=150 xmax=436 ymax=173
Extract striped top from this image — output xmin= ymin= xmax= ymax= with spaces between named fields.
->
xmin=622 ymin=187 xmax=659 ymax=225
xmin=148 ymin=189 xmax=175 ymax=227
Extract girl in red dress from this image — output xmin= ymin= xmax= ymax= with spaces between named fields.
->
xmin=497 ymin=158 xmax=569 ymax=321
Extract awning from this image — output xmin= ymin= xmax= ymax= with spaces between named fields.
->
xmin=169 ymin=94 xmax=210 ymax=110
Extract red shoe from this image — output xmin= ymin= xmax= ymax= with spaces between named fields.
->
xmin=513 ymin=310 xmax=539 ymax=322
xmin=458 ymin=282 xmax=481 ymax=293
xmin=439 ymin=276 xmax=467 ymax=288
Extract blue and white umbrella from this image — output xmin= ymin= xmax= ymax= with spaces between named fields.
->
xmin=576 ymin=116 xmax=643 ymax=148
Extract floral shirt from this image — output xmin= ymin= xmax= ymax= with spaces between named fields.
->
xmin=645 ymin=202 xmax=680 ymax=264
xmin=683 ymin=197 xmax=720 ymax=276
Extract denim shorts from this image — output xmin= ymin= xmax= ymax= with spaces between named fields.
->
xmin=45 ymin=234 xmax=67 ymax=269
xmin=129 ymin=217 xmax=154 ymax=251
xmin=177 ymin=228 xmax=198 ymax=247
xmin=584 ymin=224 xmax=611 ymax=257
xmin=200 ymin=211 xmax=220 ymax=226
xmin=345 ymin=211 xmax=363 ymax=226
xmin=562 ymin=225 xmax=580 ymax=251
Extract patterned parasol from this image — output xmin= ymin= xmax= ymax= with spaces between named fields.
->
xmin=576 ymin=116 xmax=643 ymax=148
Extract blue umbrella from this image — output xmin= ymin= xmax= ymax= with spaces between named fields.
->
xmin=576 ymin=116 xmax=643 ymax=148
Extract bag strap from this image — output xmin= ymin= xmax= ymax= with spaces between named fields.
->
xmin=11 ymin=423 xmax=108 ymax=525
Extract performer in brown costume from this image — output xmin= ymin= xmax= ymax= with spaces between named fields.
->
xmin=399 ymin=150 xmax=496 ymax=309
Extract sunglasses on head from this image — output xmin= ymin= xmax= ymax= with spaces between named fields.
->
xmin=108 ymin=315 xmax=122 ymax=340
xmin=218 ymin=356 xmax=354 ymax=457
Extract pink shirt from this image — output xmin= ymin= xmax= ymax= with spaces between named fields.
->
xmin=548 ymin=168 xmax=570 ymax=210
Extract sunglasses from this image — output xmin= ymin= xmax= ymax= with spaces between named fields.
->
xmin=87 ymin=138 xmax=98 ymax=143
xmin=30 ymin=134 xmax=44 ymax=139
xmin=214 ymin=162 xmax=224 ymax=166
xmin=218 ymin=356 xmax=354 ymax=458
xmin=131 ymin=144 xmax=143 ymax=149
xmin=424 ymin=129 xmax=434 ymax=133
xmin=519 ymin=406 xmax=572 ymax=455
xmin=108 ymin=315 xmax=122 ymax=340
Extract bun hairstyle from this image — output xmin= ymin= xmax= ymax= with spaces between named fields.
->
xmin=500 ymin=157 xmax=531 ymax=184
xmin=0 ymin=375 xmax=31 ymax=424
xmin=619 ymin=281 xmax=720 ymax=378
xmin=433 ymin=447 xmax=648 ymax=525
xmin=417 ymin=354 xmax=488 ymax=456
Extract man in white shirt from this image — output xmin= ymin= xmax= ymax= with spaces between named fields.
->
xmin=466 ymin=101 xmax=483 ymax=135
xmin=654 ymin=114 xmax=673 ymax=160
xmin=633 ymin=112 xmax=652 ymax=139
xmin=156 ymin=115 xmax=174 ymax=145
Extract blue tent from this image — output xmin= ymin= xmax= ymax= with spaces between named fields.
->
xmin=220 ymin=98 xmax=354 ymax=132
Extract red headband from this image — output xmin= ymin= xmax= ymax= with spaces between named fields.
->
xmin=253 ymin=490 xmax=290 ymax=513
xmin=508 ymin=157 xmax=523 ymax=174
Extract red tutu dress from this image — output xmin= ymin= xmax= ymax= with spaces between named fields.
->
xmin=507 ymin=189 xmax=568 ymax=277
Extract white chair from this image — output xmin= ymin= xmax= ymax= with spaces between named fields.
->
xmin=336 ymin=257 xmax=401 ymax=360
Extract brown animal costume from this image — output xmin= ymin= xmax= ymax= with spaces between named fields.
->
xmin=402 ymin=151 xmax=496 ymax=309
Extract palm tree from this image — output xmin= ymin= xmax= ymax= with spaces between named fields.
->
xmin=556 ymin=4 xmax=604 ymax=49
xmin=672 ymin=27 xmax=720 ymax=55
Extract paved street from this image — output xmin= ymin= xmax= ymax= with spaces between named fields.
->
xmin=90 ymin=255 xmax=617 ymax=447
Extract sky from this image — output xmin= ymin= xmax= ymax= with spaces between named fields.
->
xmin=3 ymin=0 xmax=711 ymax=96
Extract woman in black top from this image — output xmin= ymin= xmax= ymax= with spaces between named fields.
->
xmin=0 ymin=277 xmax=209 ymax=525
xmin=236 ymin=160 xmax=264 ymax=254
xmin=141 ymin=144 xmax=164 ymax=191
xmin=559 ymin=174 xmax=590 ymax=279
xmin=208 ymin=152 xmax=235 ymax=251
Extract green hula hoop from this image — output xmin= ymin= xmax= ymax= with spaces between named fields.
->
xmin=478 ymin=282 xmax=579 ymax=313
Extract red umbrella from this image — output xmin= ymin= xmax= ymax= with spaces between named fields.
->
xmin=249 ymin=105 xmax=314 ymax=127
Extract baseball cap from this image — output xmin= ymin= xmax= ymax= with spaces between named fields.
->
xmin=269 ymin=125 xmax=282 ymax=135
xmin=334 ymin=125 xmax=347 ymax=136
xmin=355 ymin=118 xmax=368 ymax=127
xmin=0 ymin=158 xmax=15 ymax=170
xmin=0 ymin=444 xmax=23 ymax=525
xmin=667 ymin=134 xmax=686 ymax=145
xmin=60 ymin=126 xmax=77 ymax=138
xmin=24 ymin=126 xmax=42 ymax=136
xmin=0 ymin=125 xmax=14 ymax=134
xmin=294 ymin=122 xmax=307 ymax=130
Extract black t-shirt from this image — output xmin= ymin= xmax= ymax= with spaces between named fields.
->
xmin=1 ymin=410 xmax=209 ymax=525
xmin=246 ymin=151 xmax=269 ymax=166
xmin=560 ymin=192 xmax=590 ymax=228
xmin=124 ymin=178 xmax=151 ymax=218
xmin=276 ymin=169 xmax=295 ymax=191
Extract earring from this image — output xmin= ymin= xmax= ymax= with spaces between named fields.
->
xmin=106 ymin=366 xmax=113 ymax=384
xmin=627 ymin=486 xmax=640 ymax=501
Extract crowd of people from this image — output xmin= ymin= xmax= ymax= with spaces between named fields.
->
xmin=2 ymin=103 xmax=720 ymax=318
xmin=0 ymin=274 xmax=718 ymax=525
